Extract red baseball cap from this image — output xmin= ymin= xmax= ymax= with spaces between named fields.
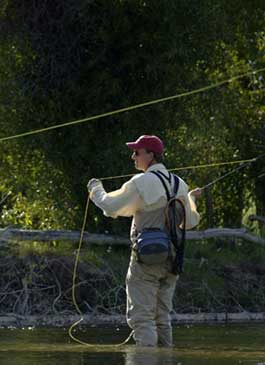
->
xmin=126 ymin=135 xmax=164 ymax=154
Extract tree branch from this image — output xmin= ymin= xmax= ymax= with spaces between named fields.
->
xmin=249 ymin=215 xmax=265 ymax=225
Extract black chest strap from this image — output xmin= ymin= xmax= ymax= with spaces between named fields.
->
xmin=150 ymin=170 xmax=179 ymax=200
xmin=150 ymin=171 xmax=171 ymax=200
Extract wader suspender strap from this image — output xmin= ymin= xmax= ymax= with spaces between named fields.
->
xmin=150 ymin=171 xmax=186 ymax=274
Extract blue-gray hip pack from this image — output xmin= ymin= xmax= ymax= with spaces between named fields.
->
xmin=136 ymin=171 xmax=180 ymax=265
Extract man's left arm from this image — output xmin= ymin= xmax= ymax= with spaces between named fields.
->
xmin=177 ymin=182 xmax=201 ymax=230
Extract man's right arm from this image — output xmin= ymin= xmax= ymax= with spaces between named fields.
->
xmin=89 ymin=180 xmax=142 ymax=218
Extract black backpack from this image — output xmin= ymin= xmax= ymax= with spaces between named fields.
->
xmin=150 ymin=171 xmax=186 ymax=274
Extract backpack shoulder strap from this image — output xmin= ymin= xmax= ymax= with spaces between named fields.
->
xmin=150 ymin=171 xmax=185 ymax=274
xmin=155 ymin=170 xmax=172 ymax=184
xmin=150 ymin=171 xmax=171 ymax=201
xmin=150 ymin=171 xmax=180 ymax=201
xmin=173 ymin=174 xmax=180 ymax=195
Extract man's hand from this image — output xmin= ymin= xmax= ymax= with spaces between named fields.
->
xmin=190 ymin=187 xmax=202 ymax=198
xmin=87 ymin=178 xmax=102 ymax=192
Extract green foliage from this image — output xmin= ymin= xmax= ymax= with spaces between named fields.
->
xmin=0 ymin=146 xmax=79 ymax=229
xmin=0 ymin=0 xmax=264 ymax=234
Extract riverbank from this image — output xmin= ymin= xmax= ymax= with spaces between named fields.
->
xmin=1 ymin=239 xmax=265 ymax=323
xmin=1 ymin=312 xmax=265 ymax=328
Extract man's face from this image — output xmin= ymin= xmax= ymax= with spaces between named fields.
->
xmin=131 ymin=148 xmax=154 ymax=171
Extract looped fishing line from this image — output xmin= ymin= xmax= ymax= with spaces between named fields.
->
xmin=68 ymin=195 xmax=134 ymax=347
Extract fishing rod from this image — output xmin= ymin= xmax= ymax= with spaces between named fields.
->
xmin=0 ymin=191 xmax=12 ymax=207
xmin=201 ymin=153 xmax=265 ymax=190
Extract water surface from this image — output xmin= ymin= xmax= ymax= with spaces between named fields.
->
xmin=0 ymin=324 xmax=264 ymax=365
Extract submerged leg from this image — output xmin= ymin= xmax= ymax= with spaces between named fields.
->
xmin=156 ymin=273 xmax=178 ymax=347
xmin=126 ymin=261 xmax=159 ymax=346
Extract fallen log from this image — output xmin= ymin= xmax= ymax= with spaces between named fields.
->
xmin=0 ymin=227 xmax=265 ymax=245
xmin=187 ymin=228 xmax=265 ymax=245
xmin=0 ymin=228 xmax=130 ymax=246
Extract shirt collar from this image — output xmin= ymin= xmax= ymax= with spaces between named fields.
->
xmin=145 ymin=163 xmax=167 ymax=173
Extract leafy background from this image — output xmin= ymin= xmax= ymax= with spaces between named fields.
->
xmin=0 ymin=0 xmax=264 ymax=234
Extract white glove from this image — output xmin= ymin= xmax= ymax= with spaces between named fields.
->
xmin=87 ymin=178 xmax=102 ymax=192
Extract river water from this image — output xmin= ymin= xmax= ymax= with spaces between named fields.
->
xmin=0 ymin=324 xmax=264 ymax=365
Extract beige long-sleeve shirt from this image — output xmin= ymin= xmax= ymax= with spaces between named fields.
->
xmin=90 ymin=164 xmax=200 ymax=237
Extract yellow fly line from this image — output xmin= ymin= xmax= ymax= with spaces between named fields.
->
xmin=0 ymin=67 xmax=264 ymax=143
xmin=69 ymin=195 xmax=134 ymax=347
xmin=99 ymin=157 xmax=257 ymax=181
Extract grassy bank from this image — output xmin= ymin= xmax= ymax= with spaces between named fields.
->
xmin=1 ymin=236 xmax=265 ymax=318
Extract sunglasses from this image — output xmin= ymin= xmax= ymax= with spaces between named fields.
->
xmin=133 ymin=150 xmax=152 ymax=156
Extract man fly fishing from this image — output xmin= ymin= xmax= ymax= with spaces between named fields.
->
xmin=87 ymin=135 xmax=201 ymax=347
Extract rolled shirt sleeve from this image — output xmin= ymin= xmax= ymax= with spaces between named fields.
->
xmin=177 ymin=179 xmax=200 ymax=230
